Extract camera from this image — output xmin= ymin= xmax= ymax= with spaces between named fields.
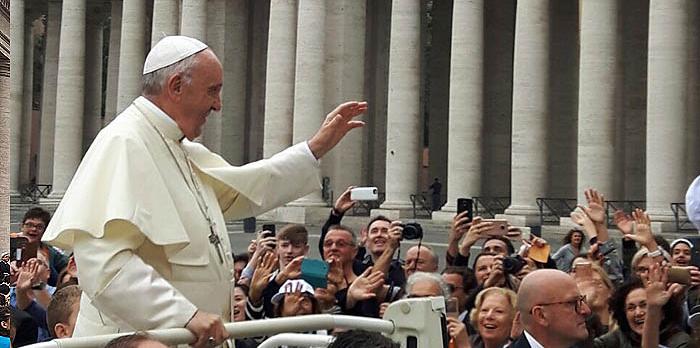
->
xmin=502 ymin=255 xmax=525 ymax=274
xmin=400 ymin=222 xmax=423 ymax=240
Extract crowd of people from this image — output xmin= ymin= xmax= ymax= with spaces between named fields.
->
xmin=5 ymin=185 xmax=700 ymax=348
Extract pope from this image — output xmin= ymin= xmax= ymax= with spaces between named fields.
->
xmin=42 ymin=36 xmax=367 ymax=347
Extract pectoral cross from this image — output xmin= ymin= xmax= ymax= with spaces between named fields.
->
xmin=208 ymin=223 xmax=225 ymax=264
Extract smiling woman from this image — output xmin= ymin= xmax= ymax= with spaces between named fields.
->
xmin=593 ymin=277 xmax=688 ymax=348
xmin=469 ymin=287 xmax=517 ymax=348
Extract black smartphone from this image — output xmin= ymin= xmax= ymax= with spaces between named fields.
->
xmin=10 ymin=235 xmax=37 ymax=266
xmin=457 ymin=198 xmax=473 ymax=223
xmin=262 ymin=224 xmax=276 ymax=237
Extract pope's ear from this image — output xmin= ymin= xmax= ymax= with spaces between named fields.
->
xmin=165 ymin=74 xmax=184 ymax=100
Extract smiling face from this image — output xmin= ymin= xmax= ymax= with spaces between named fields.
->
xmin=21 ymin=218 xmax=46 ymax=244
xmin=571 ymin=232 xmax=583 ymax=247
xmin=625 ymin=288 xmax=647 ymax=336
xmin=477 ymin=293 xmax=514 ymax=344
xmin=366 ymin=220 xmax=391 ymax=256
xmin=232 ymin=287 xmax=247 ymax=322
xmin=171 ymin=49 xmax=223 ymax=140
xmin=672 ymin=243 xmax=691 ymax=266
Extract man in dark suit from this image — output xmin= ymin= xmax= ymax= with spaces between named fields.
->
xmin=510 ymin=269 xmax=591 ymax=348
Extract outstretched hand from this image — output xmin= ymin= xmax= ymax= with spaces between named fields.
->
xmin=334 ymin=186 xmax=357 ymax=215
xmin=308 ymin=101 xmax=368 ymax=159
xmin=582 ymin=189 xmax=607 ymax=224
xmin=347 ymin=267 xmax=384 ymax=309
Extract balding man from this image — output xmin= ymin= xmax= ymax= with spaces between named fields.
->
xmin=510 ymin=269 xmax=591 ymax=348
xmin=43 ymin=36 xmax=367 ymax=347
xmin=404 ymin=245 xmax=439 ymax=278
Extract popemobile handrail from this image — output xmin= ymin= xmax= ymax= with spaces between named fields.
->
xmin=22 ymin=315 xmax=395 ymax=348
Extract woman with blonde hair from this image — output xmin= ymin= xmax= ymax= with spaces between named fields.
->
xmin=469 ymin=287 xmax=517 ymax=348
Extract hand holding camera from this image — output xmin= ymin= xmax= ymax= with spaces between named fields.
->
xmin=388 ymin=221 xmax=403 ymax=249
xmin=334 ymin=186 xmax=358 ymax=215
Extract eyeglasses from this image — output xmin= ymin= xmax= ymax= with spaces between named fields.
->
xmin=323 ymin=240 xmax=355 ymax=249
xmin=23 ymin=222 xmax=46 ymax=230
xmin=533 ymin=295 xmax=587 ymax=313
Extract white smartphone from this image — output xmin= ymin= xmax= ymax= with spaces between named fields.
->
xmin=350 ymin=187 xmax=378 ymax=201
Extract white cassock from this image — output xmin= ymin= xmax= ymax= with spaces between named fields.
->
xmin=42 ymin=96 xmax=321 ymax=336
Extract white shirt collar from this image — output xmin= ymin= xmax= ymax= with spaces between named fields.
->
xmin=135 ymin=96 xmax=185 ymax=142
xmin=523 ymin=330 xmax=545 ymax=348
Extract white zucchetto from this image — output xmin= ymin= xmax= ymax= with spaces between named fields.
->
xmin=143 ymin=36 xmax=208 ymax=75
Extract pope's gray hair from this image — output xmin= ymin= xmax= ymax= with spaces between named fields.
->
xmin=405 ymin=272 xmax=451 ymax=299
xmin=141 ymin=52 xmax=201 ymax=96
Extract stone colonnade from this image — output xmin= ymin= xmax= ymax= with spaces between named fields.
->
xmin=9 ymin=0 xmax=700 ymax=230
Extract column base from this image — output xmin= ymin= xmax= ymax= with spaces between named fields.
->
xmin=369 ymin=208 xmax=416 ymax=220
xmin=10 ymin=192 xmax=24 ymax=204
xmin=645 ymin=207 xmax=681 ymax=233
xmin=257 ymin=205 xmax=331 ymax=225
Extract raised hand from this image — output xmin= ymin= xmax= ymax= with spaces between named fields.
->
xmin=327 ymin=258 xmax=346 ymax=290
xmin=450 ymin=211 xmax=471 ymax=243
xmin=249 ymin=251 xmax=277 ymax=304
xmin=623 ymin=208 xmax=656 ymax=249
xmin=16 ymin=259 xmax=39 ymax=291
xmin=484 ymin=255 xmax=506 ymax=288
xmin=583 ymin=189 xmax=607 ymax=224
xmin=645 ymin=264 xmax=683 ymax=308
xmin=613 ymin=210 xmax=634 ymax=236
xmin=334 ymin=186 xmax=357 ymax=215
xmin=278 ymin=255 xmax=304 ymax=283
xmin=388 ymin=221 xmax=403 ymax=249
xmin=571 ymin=208 xmax=597 ymax=239
xmin=308 ymin=101 xmax=368 ymax=159
xmin=347 ymin=267 xmax=385 ymax=308
xmin=446 ymin=317 xmax=471 ymax=348
xmin=459 ymin=217 xmax=492 ymax=256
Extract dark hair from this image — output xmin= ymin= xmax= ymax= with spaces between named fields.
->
xmin=234 ymin=253 xmax=250 ymax=264
xmin=105 ymin=333 xmax=164 ymax=348
xmin=273 ymin=293 xmax=321 ymax=317
xmin=483 ymin=236 xmax=515 ymax=254
xmin=328 ymin=329 xmax=399 ymax=348
xmin=47 ymin=285 xmax=82 ymax=338
xmin=277 ymin=224 xmax=309 ymax=245
xmin=609 ymin=277 xmax=684 ymax=342
xmin=563 ymin=229 xmax=585 ymax=246
xmin=366 ymin=215 xmax=392 ymax=231
xmin=22 ymin=207 xmax=51 ymax=226
xmin=234 ymin=283 xmax=250 ymax=297
xmin=472 ymin=252 xmax=496 ymax=271
xmin=654 ymin=235 xmax=671 ymax=254
xmin=441 ymin=266 xmax=478 ymax=294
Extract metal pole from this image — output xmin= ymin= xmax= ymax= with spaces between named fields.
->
xmin=23 ymin=315 xmax=395 ymax=348
xmin=257 ymin=333 xmax=334 ymax=348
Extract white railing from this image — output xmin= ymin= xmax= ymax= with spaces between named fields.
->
xmin=24 ymin=297 xmax=447 ymax=348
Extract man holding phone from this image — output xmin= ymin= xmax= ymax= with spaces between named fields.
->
xmin=318 ymin=187 xmax=406 ymax=287
xmin=10 ymin=208 xmax=69 ymax=288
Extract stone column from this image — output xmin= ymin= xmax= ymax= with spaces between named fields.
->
xmin=502 ymin=0 xmax=550 ymax=225
xmin=9 ymin=0 xmax=25 ymax=197
xmin=19 ymin=9 xmax=35 ymax=188
xmin=324 ymin=0 xmax=367 ymax=200
xmin=0 ymin=58 xmax=9 ymax=246
xmin=83 ymin=3 xmax=105 ymax=151
xmin=104 ymin=0 xmax=122 ymax=123
xmin=180 ymin=0 xmax=207 ymax=41
xmin=220 ymin=0 xmax=248 ymax=165
xmin=433 ymin=0 xmax=484 ymax=221
xmin=577 ymin=0 xmax=622 ymax=203
xmin=151 ymin=0 xmax=179 ymax=46
xmin=202 ymin=0 xmax=225 ymax=151
xmin=37 ymin=0 xmax=62 ymax=185
xmin=376 ymin=0 xmax=422 ymax=216
xmin=646 ymin=0 xmax=691 ymax=229
xmin=47 ymin=0 xmax=86 ymax=199
xmin=116 ymin=0 xmax=146 ymax=113
xmin=289 ymin=0 xmax=326 ymax=206
xmin=262 ymin=0 xmax=296 ymax=158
